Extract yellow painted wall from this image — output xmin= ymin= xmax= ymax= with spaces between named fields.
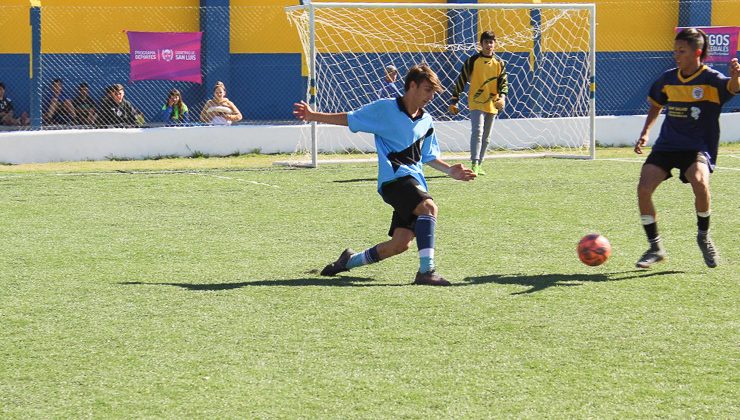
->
xmin=314 ymin=6 xmax=448 ymax=54
xmin=0 ymin=1 xmax=31 ymax=53
xmin=231 ymin=0 xmax=301 ymax=54
xmin=476 ymin=7 xmax=591 ymax=54
xmin=1 ymin=1 xmax=736 ymax=55
xmin=40 ymin=0 xmax=199 ymax=53
xmin=713 ymin=0 xmax=740 ymax=52
xmin=592 ymin=0 xmax=678 ymax=52
xmin=479 ymin=0 xmax=679 ymax=53
xmin=231 ymin=0 xmax=447 ymax=54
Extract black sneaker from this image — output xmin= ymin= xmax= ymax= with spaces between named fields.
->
xmin=636 ymin=247 xmax=667 ymax=269
xmin=696 ymin=234 xmax=718 ymax=268
xmin=320 ymin=248 xmax=355 ymax=276
xmin=413 ymin=270 xmax=451 ymax=286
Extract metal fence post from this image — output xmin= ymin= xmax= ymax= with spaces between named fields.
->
xmin=200 ymin=0 xmax=230 ymax=95
xmin=30 ymin=0 xmax=42 ymax=128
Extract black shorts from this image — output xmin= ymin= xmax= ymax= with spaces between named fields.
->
xmin=644 ymin=150 xmax=709 ymax=183
xmin=380 ymin=175 xmax=433 ymax=237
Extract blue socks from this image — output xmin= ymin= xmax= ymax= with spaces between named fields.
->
xmin=345 ymin=214 xmax=436 ymax=273
xmin=415 ymin=215 xmax=436 ymax=273
xmin=346 ymin=246 xmax=380 ymax=269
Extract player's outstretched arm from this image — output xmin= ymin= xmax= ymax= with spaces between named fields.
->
xmin=426 ymin=159 xmax=476 ymax=181
xmin=635 ymin=102 xmax=663 ymax=154
xmin=293 ymin=100 xmax=348 ymax=126
xmin=729 ymin=58 xmax=740 ymax=93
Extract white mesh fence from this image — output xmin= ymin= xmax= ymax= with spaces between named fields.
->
xmin=0 ymin=2 xmax=736 ymax=154
xmin=286 ymin=3 xmax=596 ymax=162
xmin=0 ymin=5 xmax=302 ymax=131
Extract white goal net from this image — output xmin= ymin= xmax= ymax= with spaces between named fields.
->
xmin=286 ymin=2 xmax=596 ymax=166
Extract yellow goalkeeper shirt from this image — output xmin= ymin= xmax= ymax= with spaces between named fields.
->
xmin=452 ymin=53 xmax=509 ymax=114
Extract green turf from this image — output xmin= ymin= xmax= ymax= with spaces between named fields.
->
xmin=1 ymin=148 xmax=738 ymax=418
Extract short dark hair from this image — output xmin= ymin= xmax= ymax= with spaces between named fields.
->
xmin=0 ymin=82 xmax=5 ymax=89
xmin=675 ymin=27 xmax=708 ymax=61
xmin=79 ymin=82 xmax=89 ymax=89
xmin=106 ymin=83 xmax=124 ymax=94
xmin=480 ymin=31 xmax=496 ymax=43
xmin=404 ymin=64 xmax=444 ymax=93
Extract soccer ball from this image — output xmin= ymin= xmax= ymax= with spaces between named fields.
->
xmin=577 ymin=234 xmax=612 ymax=266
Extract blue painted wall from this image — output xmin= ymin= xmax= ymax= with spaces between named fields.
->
xmin=0 ymin=53 xmax=304 ymax=123
xmin=1 ymin=50 xmax=738 ymax=124
xmin=229 ymin=53 xmax=304 ymax=122
xmin=0 ymin=54 xmax=31 ymax=119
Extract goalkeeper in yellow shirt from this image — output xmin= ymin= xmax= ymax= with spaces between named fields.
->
xmin=449 ymin=31 xmax=509 ymax=175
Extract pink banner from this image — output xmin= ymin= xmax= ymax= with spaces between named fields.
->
xmin=127 ymin=31 xmax=202 ymax=84
xmin=675 ymin=26 xmax=740 ymax=63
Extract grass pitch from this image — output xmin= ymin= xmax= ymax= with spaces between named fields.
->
xmin=1 ymin=147 xmax=738 ymax=418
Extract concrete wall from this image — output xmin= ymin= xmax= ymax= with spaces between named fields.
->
xmin=1 ymin=1 xmax=738 ymax=125
xmin=2 ymin=113 xmax=738 ymax=164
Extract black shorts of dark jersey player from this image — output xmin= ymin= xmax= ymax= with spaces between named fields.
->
xmin=644 ymin=150 xmax=710 ymax=183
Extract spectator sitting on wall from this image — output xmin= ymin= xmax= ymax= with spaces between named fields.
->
xmin=43 ymin=78 xmax=76 ymax=125
xmin=158 ymin=88 xmax=189 ymax=124
xmin=0 ymin=82 xmax=29 ymax=126
xmin=200 ymin=81 xmax=242 ymax=125
xmin=97 ymin=83 xmax=142 ymax=128
xmin=72 ymin=82 xmax=97 ymax=126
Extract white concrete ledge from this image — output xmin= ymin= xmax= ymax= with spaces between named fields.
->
xmin=597 ymin=112 xmax=740 ymax=146
xmin=0 ymin=125 xmax=306 ymax=164
xmin=1 ymin=113 xmax=738 ymax=164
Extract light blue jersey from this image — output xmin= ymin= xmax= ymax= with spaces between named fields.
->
xmin=348 ymin=98 xmax=441 ymax=194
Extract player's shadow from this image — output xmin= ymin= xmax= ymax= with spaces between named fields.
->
xmin=334 ymin=175 xmax=447 ymax=183
xmin=120 ymin=270 xmax=685 ymax=292
xmin=119 ymin=275 xmax=404 ymax=290
xmin=462 ymin=270 xmax=685 ymax=295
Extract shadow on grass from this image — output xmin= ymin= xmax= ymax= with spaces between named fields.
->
xmin=462 ymin=270 xmax=685 ymax=295
xmin=119 ymin=274 xmax=406 ymax=290
xmin=334 ymin=175 xmax=447 ymax=183
xmin=119 ymin=270 xmax=685 ymax=292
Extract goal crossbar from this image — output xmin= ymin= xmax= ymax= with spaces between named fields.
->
xmin=287 ymin=3 xmax=595 ymax=11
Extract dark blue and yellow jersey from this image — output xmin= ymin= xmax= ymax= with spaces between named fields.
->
xmin=452 ymin=53 xmax=509 ymax=114
xmin=649 ymin=65 xmax=736 ymax=167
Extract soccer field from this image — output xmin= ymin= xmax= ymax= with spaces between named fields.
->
xmin=1 ymin=148 xmax=738 ymax=418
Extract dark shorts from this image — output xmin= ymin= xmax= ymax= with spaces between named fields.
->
xmin=644 ymin=150 xmax=710 ymax=183
xmin=380 ymin=175 xmax=433 ymax=237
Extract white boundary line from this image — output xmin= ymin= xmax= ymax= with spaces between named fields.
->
xmin=187 ymin=172 xmax=279 ymax=188
xmin=599 ymin=158 xmax=644 ymax=163
xmin=0 ymin=169 xmax=281 ymax=188
xmin=599 ymin=157 xmax=740 ymax=171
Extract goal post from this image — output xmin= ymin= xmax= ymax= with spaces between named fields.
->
xmin=286 ymin=2 xmax=596 ymax=167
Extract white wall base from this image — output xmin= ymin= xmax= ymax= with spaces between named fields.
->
xmin=1 ymin=113 xmax=738 ymax=164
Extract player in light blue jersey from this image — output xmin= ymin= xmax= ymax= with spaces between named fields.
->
xmin=293 ymin=64 xmax=476 ymax=286
xmin=634 ymin=28 xmax=739 ymax=269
